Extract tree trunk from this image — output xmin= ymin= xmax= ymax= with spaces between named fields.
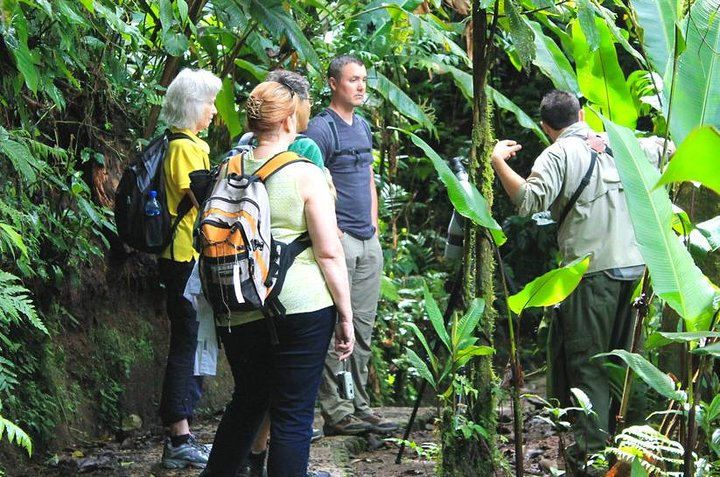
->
xmin=439 ymin=2 xmax=507 ymax=476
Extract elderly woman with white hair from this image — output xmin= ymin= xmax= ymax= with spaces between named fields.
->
xmin=156 ymin=67 xmax=221 ymax=470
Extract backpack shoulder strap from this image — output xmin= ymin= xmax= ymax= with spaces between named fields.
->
xmin=255 ymin=151 xmax=310 ymax=182
xmin=556 ymin=132 xmax=603 ymax=228
xmin=356 ymin=113 xmax=373 ymax=145
xmin=317 ymin=109 xmax=341 ymax=154
xmin=167 ymin=130 xmax=193 ymax=142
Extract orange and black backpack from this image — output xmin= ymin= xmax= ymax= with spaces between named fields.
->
xmin=194 ymin=151 xmax=310 ymax=341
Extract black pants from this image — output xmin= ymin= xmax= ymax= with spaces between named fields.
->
xmin=158 ymin=258 xmax=204 ymax=426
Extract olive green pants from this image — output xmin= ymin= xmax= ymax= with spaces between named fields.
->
xmin=548 ymin=273 xmax=637 ymax=457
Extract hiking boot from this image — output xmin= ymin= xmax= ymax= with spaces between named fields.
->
xmin=236 ymin=450 xmax=267 ymax=477
xmin=323 ymin=414 xmax=372 ymax=436
xmin=311 ymin=427 xmax=323 ymax=442
xmin=355 ymin=413 xmax=400 ymax=433
xmin=161 ymin=435 xmax=209 ymax=469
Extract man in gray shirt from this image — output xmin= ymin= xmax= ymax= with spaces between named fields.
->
xmin=491 ymin=91 xmax=669 ymax=473
xmin=305 ymin=55 xmax=398 ymax=436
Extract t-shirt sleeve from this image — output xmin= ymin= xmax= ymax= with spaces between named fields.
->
xmin=289 ymin=137 xmax=324 ymax=168
xmin=167 ymin=141 xmax=207 ymax=190
xmin=304 ymin=117 xmax=334 ymax=165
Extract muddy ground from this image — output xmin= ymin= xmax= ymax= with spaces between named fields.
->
xmin=10 ymin=381 xmax=560 ymax=476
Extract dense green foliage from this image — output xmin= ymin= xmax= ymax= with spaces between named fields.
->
xmin=0 ymin=0 xmax=718 ymax=475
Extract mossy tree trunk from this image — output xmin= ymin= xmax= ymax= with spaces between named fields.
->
xmin=439 ymin=2 xmax=508 ymax=476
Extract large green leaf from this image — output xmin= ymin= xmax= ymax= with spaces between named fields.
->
xmin=393 ymin=129 xmax=506 ymax=245
xmin=368 ymin=69 xmax=436 ymax=135
xmin=572 ymin=18 xmax=637 ymax=130
xmin=645 ymin=331 xmax=720 ymax=350
xmin=576 ymin=0 xmax=600 ymax=51
xmin=456 ymin=298 xmax=485 ymax=349
xmin=666 ymin=0 xmax=720 ymax=145
xmin=0 ymin=138 xmax=38 ymax=183
xmin=630 ymin=0 xmax=678 ymax=75
xmin=696 ymin=216 xmax=720 ymax=251
xmin=487 ymin=86 xmax=549 ymax=146
xmin=4 ymin=11 xmax=39 ymax=93
xmin=599 ymin=350 xmax=686 ymax=401
xmin=248 ymin=0 xmax=321 ymax=73
xmin=508 ymin=255 xmax=590 ymax=314
xmin=216 ymin=77 xmax=242 ymax=139
xmin=691 ymin=341 xmax=720 ymax=358
xmin=506 ymin=0 xmax=535 ymax=70
xmin=423 ymin=283 xmax=450 ymax=352
xmin=405 ymin=348 xmax=436 ymax=389
xmin=603 ymin=118 xmax=718 ymax=330
xmin=528 ymin=21 xmax=579 ymax=95
xmin=654 ymin=126 xmax=720 ymax=195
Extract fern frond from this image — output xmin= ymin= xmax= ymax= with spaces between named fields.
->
xmin=0 ymin=270 xmax=48 ymax=335
xmin=608 ymin=425 xmax=684 ymax=477
xmin=0 ymin=414 xmax=33 ymax=456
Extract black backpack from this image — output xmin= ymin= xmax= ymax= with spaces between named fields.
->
xmin=114 ymin=130 xmax=192 ymax=255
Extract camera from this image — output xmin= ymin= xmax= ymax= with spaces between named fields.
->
xmin=444 ymin=156 xmax=471 ymax=260
xmin=336 ymin=367 xmax=355 ymax=400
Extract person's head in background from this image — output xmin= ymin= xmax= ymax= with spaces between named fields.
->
xmin=266 ymin=70 xmax=312 ymax=132
xmin=245 ymin=81 xmax=300 ymax=142
xmin=160 ymin=68 xmax=222 ymax=134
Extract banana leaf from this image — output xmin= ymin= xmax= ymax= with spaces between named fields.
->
xmin=248 ymin=0 xmax=321 ymax=72
xmin=487 ymin=86 xmax=549 ymax=145
xmin=572 ymin=18 xmax=637 ymax=130
xmin=507 ymin=255 xmax=590 ymax=314
xmin=690 ymin=342 xmax=720 ymax=358
xmin=528 ymin=21 xmax=579 ymax=95
xmin=654 ymin=126 xmax=720 ymax=195
xmin=576 ymin=0 xmax=600 ymax=51
xmin=697 ymin=216 xmax=720 ymax=251
xmin=368 ymin=69 xmax=436 ymax=136
xmin=215 ymin=77 xmax=242 ymax=139
xmin=598 ymin=350 xmax=687 ymax=402
xmin=666 ymin=0 xmax=720 ymax=145
xmin=393 ymin=128 xmax=506 ymax=245
xmin=645 ymin=331 xmax=720 ymax=350
xmin=629 ymin=0 xmax=678 ymax=76
xmin=603 ymin=118 xmax=719 ymax=331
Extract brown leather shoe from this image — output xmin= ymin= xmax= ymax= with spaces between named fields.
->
xmin=323 ymin=414 xmax=372 ymax=436
xmin=355 ymin=413 xmax=400 ymax=433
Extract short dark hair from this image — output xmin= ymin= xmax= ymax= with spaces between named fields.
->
xmin=266 ymin=69 xmax=310 ymax=101
xmin=327 ymin=55 xmax=365 ymax=81
xmin=540 ymin=90 xmax=581 ymax=130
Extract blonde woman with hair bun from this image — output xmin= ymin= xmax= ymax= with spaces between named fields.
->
xmin=200 ymin=81 xmax=353 ymax=477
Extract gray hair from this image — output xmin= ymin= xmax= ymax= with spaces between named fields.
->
xmin=266 ymin=70 xmax=310 ymax=101
xmin=160 ymin=68 xmax=222 ymax=129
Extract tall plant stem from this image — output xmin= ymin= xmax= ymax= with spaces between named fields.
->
xmin=493 ymin=242 xmax=523 ymax=477
xmin=615 ymin=269 xmax=651 ymax=430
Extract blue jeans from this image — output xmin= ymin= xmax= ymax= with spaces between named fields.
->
xmin=205 ymin=306 xmax=335 ymax=477
xmin=158 ymin=258 xmax=204 ymax=426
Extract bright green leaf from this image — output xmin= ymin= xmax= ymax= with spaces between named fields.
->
xmin=77 ymin=0 xmax=94 ymax=14
xmin=424 ymin=283 xmax=450 ymax=352
xmin=696 ymin=216 xmax=720 ymax=251
xmin=456 ymin=345 xmax=494 ymax=368
xmin=598 ymin=350 xmax=686 ymax=401
xmin=405 ymin=348 xmax=436 ymax=389
xmin=368 ymin=69 xmax=436 ymax=135
xmin=576 ymin=0 xmax=599 ymax=51
xmin=216 ymin=77 xmax=242 ymax=139
xmin=508 ymin=255 xmax=590 ymax=315
xmin=603 ymin=118 xmax=718 ymax=330
xmin=666 ymin=0 xmax=720 ymax=145
xmin=572 ymin=18 xmax=637 ymax=130
xmin=392 ymin=129 xmax=506 ymax=245
xmin=487 ymin=86 xmax=549 ymax=146
xmin=630 ymin=0 xmax=678 ymax=75
xmin=690 ymin=341 xmax=720 ymax=358
xmin=631 ymin=457 xmax=649 ymax=477
xmin=654 ymin=127 xmax=720 ymax=195
xmin=163 ymin=32 xmax=189 ymax=57
xmin=645 ymin=331 xmax=720 ymax=350
xmin=528 ymin=21 xmax=579 ymax=95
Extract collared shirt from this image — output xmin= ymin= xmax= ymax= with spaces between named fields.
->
xmin=513 ymin=121 xmax=664 ymax=274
